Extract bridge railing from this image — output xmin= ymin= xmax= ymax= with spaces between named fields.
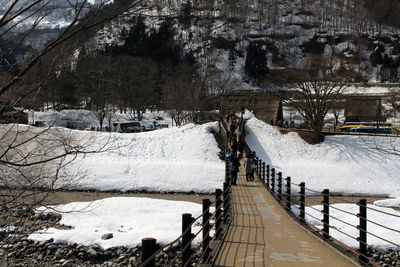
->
xmin=252 ymin=156 xmax=400 ymax=266
xmin=139 ymin=160 xmax=232 ymax=267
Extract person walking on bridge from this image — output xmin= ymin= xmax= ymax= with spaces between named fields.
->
xmin=244 ymin=153 xmax=253 ymax=181
xmin=228 ymin=153 xmax=240 ymax=185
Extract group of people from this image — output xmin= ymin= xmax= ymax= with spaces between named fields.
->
xmin=270 ymin=119 xmax=294 ymax=128
xmin=225 ymin=111 xmax=258 ymax=185
xmin=226 ymin=149 xmax=257 ymax=185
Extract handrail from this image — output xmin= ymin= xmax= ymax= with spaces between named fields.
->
xmin=247 ymin=121 xmax=400 ymax=266
xmin=139 ymin=171 xmax=232 ymax=267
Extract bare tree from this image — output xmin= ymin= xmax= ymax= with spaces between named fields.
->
xmin=284 ymin=55 xmax=345 ymax=141
xmin=78 ymin=55 xmax=116 ymax=130
xmin=362 ymin=88 xmax=400 ymax=158
xmin=202 ymin=67 xmax=240 ymax=97
xmin=162 ymin=64 xmax=203 ymax=126
xmin=116 ymin=55 xmax=159 ymax=121
xmin=0 ymin=0 xmax=150 ymax=231
xmin=386 ymin=87 xmax=400 ymax=120
xmin=0 ymin=0 xmax=147 ymax=113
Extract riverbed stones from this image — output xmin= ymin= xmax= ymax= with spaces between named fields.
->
xmin=62 ymin=260 xmax=75 ymax=267
xmin=101 ymin=233 xmax=113 ymax=240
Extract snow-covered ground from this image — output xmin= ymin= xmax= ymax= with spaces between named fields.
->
xmin=15 ymin=120 xmax=222 ymax=248
xmin=22 ymin=115 xmax=400 ymax=250
xmin=0 ymin=120 xmax=224 ymax=193
xmin=29 ymin=197 xmax=206 ymax=249
xmin=245 ymin=117 xmax=400 ymax=197
xmin=292 ymin=203 xmax=400 ymax=250
xmin=28 ymin=109 xmax=174 ymax=130
xmin=66 ymin=122 xmax=224 ymax=193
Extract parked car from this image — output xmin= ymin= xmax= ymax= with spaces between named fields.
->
xmin=113 ymin=121 xmax=144 ymax=133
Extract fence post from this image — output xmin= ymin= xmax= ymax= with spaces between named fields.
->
xmin=223 ymin=182 xmax=230 ymax=224
xmin=277 ymin=172 xmax=282 ymax=201
xmin=255 ymin=157 xmax=259 ymax=175
xmin=215 ymin=189 xmax=222 ymax=240
xmin=271 ymin=168 xmax=275 ymax=193
xmin=141 ymin=238 xmax=157 ymax=267
xmin=202 ymin=199 xmax=211 ymax=264
xmin=225 ymin=159 xmax=230 ymax=184
xmin=266 ymin=165 xmax=270 ymax=187
xmin=357 ymin=199 xmax=368 ymax=264
xmin=286 ymin=177 xmax=291 ymax=210
xmin=262 ymin=162 xmax=265 ymax=183
xmin=299 ymin=182 xmax=305 ymax=224
xmin=182 ymin=213 xmax=194 ymax=267
xmin=322 ymin=189 xmax=330 ymax=239
xmin=258 ymin=160 xmax=262 ymax=177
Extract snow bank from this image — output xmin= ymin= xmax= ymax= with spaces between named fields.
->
xmin=28 ymin=109 xmax=173 ymax=129
xmin=374 ymin=198 xmax=400 ymax=208
xmin=29 ymin=197 xmax=205 ymax=249
xmin=293 ymin=204 xmax=400 ymax=250
xmin=0 ymin=121 xmax=224 ymax=193
xmin=245 ymin=118 xmax=400 ymax=196
xmin=67 ymin=122 xmax=225 ymax=193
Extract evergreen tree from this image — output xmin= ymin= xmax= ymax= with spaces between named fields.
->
xmin=245 ymin=41 xmax=268 ymax=84
xmin=123 ymin=16 xmax=147 ymax=55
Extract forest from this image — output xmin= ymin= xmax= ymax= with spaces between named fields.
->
xmin=2 ymin=0 xmax=400 ymax=121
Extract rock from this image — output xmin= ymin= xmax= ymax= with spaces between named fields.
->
xmin=34 ymin=212 xmax=44 ymax=220
xmin=162 ymin=246 xmax=170 ymax=253
xmin=101 ymin=233 xmax=113 ymax=240
xmin=77 ymin=252 xmax=86 ymax=259
xmin=87 ymin=248 xmax=98 ymax=258
xmin=62 ymin=260 xmax=75 ymax=267
xmin=48 ymin=244 xmax=58 ymax=251
xmin=44 ymin=238 xmax=54 ymax=244
xmin=55 ymin=249 xmax=65 ymax=260
xmin=129 ymin=257 xmax=139 ymax=265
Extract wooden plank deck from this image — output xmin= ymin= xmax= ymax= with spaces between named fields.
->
xmin=213 ymin=163 xmax=360 ymax=267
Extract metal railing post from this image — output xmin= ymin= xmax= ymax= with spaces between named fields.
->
xmin=262 ymin=162 xmax=266 ymax=183
xmin=215 ymin=189 xmax=222 ymax=240
xmin=266 ymin=165 xmax=270 ymax=187
xmin=322 ymin=189 xmax=330 ymax=239
xmin=225 ymin=159 xmax=230 ymax=184
xmin=286 ymin=177 xmax=291 ymax=210
xmin=271 ymin=168 xmax=275 ymax=193
xmin=357 ymin=199 xmax=368 ymax=264
xmin=182 ymin=213 xmax=194 ymax=267
xmin=255 ymin=157 xmax=259 ymax=175
xmin=223 ymin=182 xmax=230 ymax=224
xmin=299 ymin=182 xmax=305 ymax=224
xmin=141 ymin=238 xmax=157 ymax=267
xmin=277 ymin=172 xmax=282 ymax=201
xmin=202 ymin=199 xmax=211 ymax=264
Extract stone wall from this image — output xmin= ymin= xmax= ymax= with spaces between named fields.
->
xmin=344 ymin=97 xmax=383 ymax=122
xmin=221 ymin=92 xmax=283 ymax=123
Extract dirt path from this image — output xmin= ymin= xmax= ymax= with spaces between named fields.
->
xmin=40 ymin=191 xmax=212 ymax=205
xmin=0 ymin=189 xmax=213 ymax=209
